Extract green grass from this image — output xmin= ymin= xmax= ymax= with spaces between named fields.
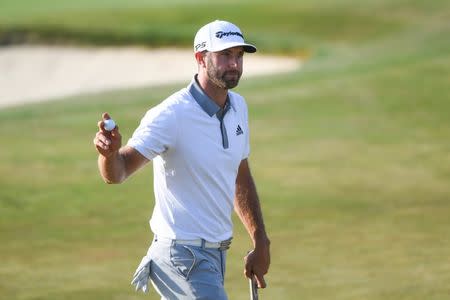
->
xmin=1 ymin=0 xmax=450 ymax=299
xmin=3 ymin=0 xmax=448 ymax=53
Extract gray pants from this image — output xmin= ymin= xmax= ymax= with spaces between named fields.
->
xmin=145 ymin=237 xmax=228 ymax=300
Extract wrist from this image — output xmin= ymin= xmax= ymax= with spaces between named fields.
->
xmin=101 ymin=149 xmax=120 ymax=159
xmin=252 ymin=231 xmax=270 ymax=249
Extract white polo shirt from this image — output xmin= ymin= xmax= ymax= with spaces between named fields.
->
xmin=127 ymin=76 xmax=250 ymax=242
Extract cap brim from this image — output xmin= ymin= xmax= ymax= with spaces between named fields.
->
xmin=210 ymin=42 xmax=257 ymax=53
xmin=243 ymin=44 xmax=257 ymax=53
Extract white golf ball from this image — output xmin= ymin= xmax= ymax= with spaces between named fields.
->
xmin=103 ymin=119 xmax=116 ymax=131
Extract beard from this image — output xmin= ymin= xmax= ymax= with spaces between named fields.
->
xmin=206 ymin=57 xmax=242 ymax=89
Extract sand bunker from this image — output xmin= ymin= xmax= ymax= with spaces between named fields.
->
xmin=0 ymin=45 xmax=301 ymax=108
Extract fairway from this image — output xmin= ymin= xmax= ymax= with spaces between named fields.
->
xmin=1 ymin=1 xmax=450 ymax=299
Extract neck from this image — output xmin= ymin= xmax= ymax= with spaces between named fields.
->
xmin=196 ymin=73 xmax=228 ymax=108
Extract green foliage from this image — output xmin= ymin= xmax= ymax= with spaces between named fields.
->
xmin=1 ymin=0 xmax=450 ymax=299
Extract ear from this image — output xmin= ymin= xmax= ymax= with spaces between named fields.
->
xmin=195 ymin=51 xmax=207 ymax=68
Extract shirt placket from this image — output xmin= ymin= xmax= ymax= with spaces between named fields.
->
xmin=216 ymin=104 xmax=230 ymax=149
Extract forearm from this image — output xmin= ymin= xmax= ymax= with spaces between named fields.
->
xmin=235 ymin=160 xmax=271 ymax=286
xmin=234 ymin=165 xmax=270 ymax=247
xmin=98 ymin=150 xmax=127 ymax=184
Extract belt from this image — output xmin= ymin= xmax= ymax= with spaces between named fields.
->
xmin=155 ymin=236 xmax=232 ymax=251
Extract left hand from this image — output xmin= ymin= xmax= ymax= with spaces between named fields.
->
xmin=244 ymin=242 xmax=271 ymax=288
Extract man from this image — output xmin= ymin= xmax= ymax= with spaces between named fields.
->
xmin=93 ymin=20 xmax=270 ymax=299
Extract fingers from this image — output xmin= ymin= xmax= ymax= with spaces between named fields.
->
xmin=244 ymin=265 xmax=267 ymax=289
xmin=95 ymin=119 xmax=112 ymax=150
xmin=98 ymin=112 xmax=113 ymax=131
xmin=110 ymin=125 xmax=119 ymax=135
xmin=94 ymin=131 xmax=111 ymax=151
xmin=244 ymin=250 xmax=269 ymax=289
xmin=97 ymin=112 xmax=117 ymax=131
xmin=97 ymin=112 xmax=119 ymax=134
xmin=98 ymin=120 xmax=105 ymax=131
xmin=244 ymin=252 xmax=253 ymax=278
xmin=94 ymin=113 xmax=122 ymax=155
xmin=254 ymin=273 xmax=267 ymax=289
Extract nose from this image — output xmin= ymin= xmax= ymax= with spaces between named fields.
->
xmin=229 ymin=55 xmax=240 ymax=69
xmin=229 ymin=58 xmax=237 ymax=68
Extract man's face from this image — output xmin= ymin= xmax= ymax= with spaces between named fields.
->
xmin=205 ymin=47 xmax=244 ymax=89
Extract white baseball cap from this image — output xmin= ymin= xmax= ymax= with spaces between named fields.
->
xmin=194 ymin=20 xmax=257 ymax=53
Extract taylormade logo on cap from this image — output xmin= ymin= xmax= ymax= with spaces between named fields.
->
xmin=194 ymin=20 xmax=257 ymax=53
xmin=215 ymin=31 xmax=244 ymax=39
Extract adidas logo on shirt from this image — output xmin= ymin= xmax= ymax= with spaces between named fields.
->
xmin=236 ymin=125 xmax=243 ymax=136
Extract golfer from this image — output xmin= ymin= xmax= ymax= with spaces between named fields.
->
xmin=94 ymin=20 xmax=270 ymax=299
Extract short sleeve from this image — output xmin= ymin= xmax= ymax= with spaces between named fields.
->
xmin=127 ymin=103 xmax=177 ymax=160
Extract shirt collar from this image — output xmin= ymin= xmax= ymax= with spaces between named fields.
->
xmin=188 ymin=75 xmax=235 ymax=117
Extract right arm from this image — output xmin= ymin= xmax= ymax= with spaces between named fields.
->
xmin=94 ymin=112 xmax=149 ymax=184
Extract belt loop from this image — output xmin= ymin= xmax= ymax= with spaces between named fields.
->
xmin=201 ymin=239 xmax=206 ymax=249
